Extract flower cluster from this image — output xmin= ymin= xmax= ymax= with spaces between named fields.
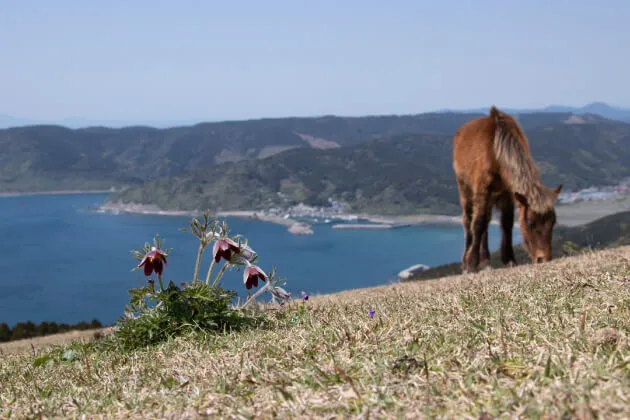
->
xmin=131 ymin=213 xmax=289 ymax=311
xmin=211 ymin=237 xmax=267 ymax=290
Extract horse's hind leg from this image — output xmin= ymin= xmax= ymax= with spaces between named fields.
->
xmin=465 ymin=190 xmax=492 ymax=273
xmin=480 ymin=230 xmax=491 ymax=270
xmin=457 ymin=178 xmax=473 ymax=273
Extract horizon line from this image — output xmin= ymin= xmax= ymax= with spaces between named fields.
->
xmin=1 ymin=100 xmax=628 ymax=130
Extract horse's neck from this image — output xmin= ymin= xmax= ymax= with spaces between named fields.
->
xmin=523 ymin=182 xmax=552 ymax=213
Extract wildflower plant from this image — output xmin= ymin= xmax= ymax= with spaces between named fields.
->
xmin=114 ymin=211 xmax=292 ymax=349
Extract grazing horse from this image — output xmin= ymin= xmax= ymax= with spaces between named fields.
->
xmin=452 ymin=106 xmax=562 ymax=273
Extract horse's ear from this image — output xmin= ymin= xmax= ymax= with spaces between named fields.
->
xmin=489 ymin=106 xmax=501 ymax=123
xmin=551 ymin=184 xmax=563 ymax=200
xmin=514 ymin=192 xmax=528 ymax=208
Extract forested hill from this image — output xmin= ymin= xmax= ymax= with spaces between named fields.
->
xmin=108 ymin=115 xmax=630 ymax=215
xmin=0 ymin=110 xmax=604 ymax=194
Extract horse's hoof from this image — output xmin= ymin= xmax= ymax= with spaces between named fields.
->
xmin=506 ymin=261 xmax=517 ymax=268
xmin=482 ymin=265 xmax=493 ymax=271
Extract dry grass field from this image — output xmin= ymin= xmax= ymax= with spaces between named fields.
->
xmin=1 ymin=246 xmax=629 ymax=418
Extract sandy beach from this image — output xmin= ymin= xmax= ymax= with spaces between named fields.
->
xmin=554 ymin=196 xmax=630 ymax=226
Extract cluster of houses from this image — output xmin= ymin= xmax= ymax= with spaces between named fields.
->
xmin=557 ymin=179 xmax=630 ymax=204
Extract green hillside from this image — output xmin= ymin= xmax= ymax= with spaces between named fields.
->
xmin=0 ymin=111 xmax=598 ymax=194
xmin=108 ymin=116 xmax=630 ymax=215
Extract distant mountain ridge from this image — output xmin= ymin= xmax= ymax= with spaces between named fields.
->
xmin=2 ymin=108 xmax=629 ymax=216
xmin=108 ymin=115 xmax=630 ymax=215
xmin=440 ymin=102 xmax=630 ymax=122
xmin=1 ymin=102 xmax=629 ymax=129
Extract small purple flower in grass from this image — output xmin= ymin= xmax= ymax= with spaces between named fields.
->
xmin=368 ymin=309 xmax=375 ymax=319
xmin=301 ymin=291 xmax=309 ymax=301
xmin=213 ymin=238 xmax=241 ymax=263
xmin=138 ymin=247 xmax=168 ymax=276
xmin=243 ymin=265 xmax=267 ymax=290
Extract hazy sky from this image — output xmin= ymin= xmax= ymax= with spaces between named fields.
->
xmin=1 ymin=0 xmax=628 ymax=122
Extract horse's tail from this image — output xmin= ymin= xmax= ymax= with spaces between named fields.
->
xmin=489 ymin=106 xmax=542 ymax=198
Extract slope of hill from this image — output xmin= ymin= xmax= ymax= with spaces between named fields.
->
xmin=2 ymin=244 xmax=629 ymax=417
xmin=108 ymin=116 xmax=630 ymax=215
xmin=0 ymin=111 xmax=600 ymax=194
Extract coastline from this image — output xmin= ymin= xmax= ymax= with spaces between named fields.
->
xmin=98 ymin=202 xmax=315 ymax=235
xmin=91 ymin=196 xmax=630 ymax=232
xmin=0 ymin=189 xmax=115 ymax=198
xmin=97 ymin=201 xmax=468 ymax=232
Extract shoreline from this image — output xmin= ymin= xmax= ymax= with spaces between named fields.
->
xmin=97 ymin=201 xmax=467 ymax=230
xmin=98 ymin=202 xmax=315 ymax=235
xmin=0 ymin=189 xmax=115 ymax=198
xmin=98 ymin=202 xmax=466 ymax=234
xmin=96 ymin=198 xmax=630 ymax=232
xmin=20 ymin=193 xmax=627 ymax=232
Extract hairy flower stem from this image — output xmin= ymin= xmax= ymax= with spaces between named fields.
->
xmin=157 ymin=274 xmax=165 ymax=291
xmin=192 ymin=243 xmax=206 ymax=282
xmin=205 ymin=259 xmax=216 ymax=286
xmin=239 ymin=281 xmax=273 ymax=310
xmin=210 ymin=263 xmax=229 ymax=288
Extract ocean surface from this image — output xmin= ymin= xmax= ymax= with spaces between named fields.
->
xmin=0 ymin=193 xmax=522 ymax=326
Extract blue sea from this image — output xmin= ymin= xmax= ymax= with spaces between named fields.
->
xmin=0 ymin=193 xmax=521 ymax=326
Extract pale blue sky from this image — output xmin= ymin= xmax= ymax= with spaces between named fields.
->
xmin=1 ymin=0 xmax=628 ymax=123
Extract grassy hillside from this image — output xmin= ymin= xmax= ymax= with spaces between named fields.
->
xmin=2 ymin=246 xmax=629 ymax=418
xmin=109 ymin=115 xmax=630 ymax=215
xmin=409 ymin=210 xmax=630 ymax=282
xmin=0 ymin=110 xmax=597 ymax=194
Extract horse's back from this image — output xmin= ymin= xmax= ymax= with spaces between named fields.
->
xmin=452 ymin=114 xmax=496 ymax=183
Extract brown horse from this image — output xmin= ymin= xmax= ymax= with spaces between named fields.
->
xmin=452 ymin=106 xmax=562 ymax=273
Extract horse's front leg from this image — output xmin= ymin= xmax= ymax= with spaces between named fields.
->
xmin=498 ymin=194 xmax=517 ymax=267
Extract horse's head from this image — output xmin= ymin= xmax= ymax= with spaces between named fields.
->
xmin=514 ymin=185 xmax=562 ymax=264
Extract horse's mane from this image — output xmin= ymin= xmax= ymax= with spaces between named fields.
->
xmin=490 ymin=106 xmax=553 ymax=212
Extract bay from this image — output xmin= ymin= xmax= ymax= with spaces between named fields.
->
xmin=0 ymin=193 xmax=520 ymax=326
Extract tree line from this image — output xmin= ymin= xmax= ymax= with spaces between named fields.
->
xmin=0 ymin=319 xmax=103 ymax=342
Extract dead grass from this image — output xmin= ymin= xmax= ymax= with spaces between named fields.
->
xmin=1 ymin=247 xmax=630 ymax=419
xmin=0 ymin=328 xmax=114 ymax=356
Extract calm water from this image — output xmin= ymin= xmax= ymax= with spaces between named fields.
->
xmin=0 ymin=193 xmax=521 ymax=326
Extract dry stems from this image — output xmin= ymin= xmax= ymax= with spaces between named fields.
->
xmin=1 ymin=247 xmax=630 ymax=419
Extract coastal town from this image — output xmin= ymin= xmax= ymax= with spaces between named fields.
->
xmin=100 ymin=178 xmax=630 ymax=237
xmin=255 ymin=178 xmax=630 ymax=230
xmin=557 ymin=178 xmax=630 ymax=204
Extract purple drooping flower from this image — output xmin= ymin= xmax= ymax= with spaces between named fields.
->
xmin=138 ymin=247 xmax=168 ymax=276
xmin=368 ymin=309 xmax=375 ymax=319
xmin=301 ymin=291 xmax=309 ymax=301
xmin=243 ymin=265 xmax=267 ymax=290
xmin=212 ymin=238 xmax=241 ymax=263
